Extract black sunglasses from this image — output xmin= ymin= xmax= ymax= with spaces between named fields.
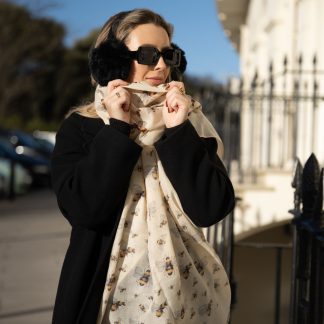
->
xmin=128 ymin=46 xmax=181 ymax=67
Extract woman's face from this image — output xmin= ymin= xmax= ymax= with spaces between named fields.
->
xmin=126 ymin=23 xmax=171 ymax=86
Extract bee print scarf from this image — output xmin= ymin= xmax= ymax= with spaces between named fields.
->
xmin=94 ymin=82 xmax=231 ymax=324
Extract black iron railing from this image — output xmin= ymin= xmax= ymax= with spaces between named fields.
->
xmin=206 ymin=154 xmax=324 ymax=324
xmin=289 ymin=154 xmax=324 ymax=324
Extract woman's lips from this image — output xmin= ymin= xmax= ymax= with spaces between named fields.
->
xmin=146 ymin=78 xmax=163 ymax=85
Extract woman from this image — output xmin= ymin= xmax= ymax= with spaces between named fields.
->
xmin=51 ymin=8 xmax=235 ymax=324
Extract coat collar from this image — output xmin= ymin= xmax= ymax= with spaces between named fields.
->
xmin=81 ymin=115 xmax=105 ymax=136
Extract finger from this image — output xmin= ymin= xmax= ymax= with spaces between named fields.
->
xmin=105 ymin=88 xmax=130 ymax=112
xmin=166 ymin=98 xmax=180 ymax=112
xmin=167 ymin=89 xmax=190 ymax=107
xmin=119 ymin=93 xmax=131 ymax=111
xmin=122 ymin=104 xmax=130 ymax=112
xmin=167 ymin=88 xmax=182 ymax=99
xmin=107 ymin=79 xmax=129 ymax=93
xmin=167 ymin=104 xmax=176 ymax=113
xmin=114 ymin=87 xmax=129 ymax=98
xmin=167 ymin=86 xmax=185 ymax=98
xmin=124 ymin=95 xmax=131 ymax=110
xmin=168 ymin=81 xmax=184 ymax=88
xmin=169 ymin=94 xmax=189 ymax=109
xmin=166 ymin=90 xmax=183 ymax=104
xmin=115 ymin=94 xmax=130 ymax=107
xmin=164 ymin=99 xmax=175 ymax=113
xmin=167 ymin=81 xmax=185 ymax=94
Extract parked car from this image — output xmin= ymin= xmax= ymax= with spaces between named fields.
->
xmin=33 ymin=130 xmax=56 ymax=146
xmin=0 ymin=133 xmax=51 ymax=188
xmin=0 ymin=157 xmax=32 ymax=199
xmin=3 ymin=128 xmax=54 ymax=159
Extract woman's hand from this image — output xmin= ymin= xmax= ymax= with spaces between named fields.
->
xmin=163 ymin=81 xmax=190 ymax=128
xmin=102 ymin=79 xmax=131 ymax=123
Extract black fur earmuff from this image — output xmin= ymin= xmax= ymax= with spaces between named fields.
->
xmin=170 ymin=43 xmax=187 ymax=82
xmin=88 ymin=35 xmax=132 ymax=86
xmin=88 ymin=15 xmax=187 ymax=86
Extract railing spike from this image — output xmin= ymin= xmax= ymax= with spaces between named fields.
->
xmin=315 ymin=168 xmax=324 ymax=229
xmin=251 ymin=71 xmax=258 ymax=89
xmin=292 ymin=159 xmax=303 ymax=211
xmin=302 ymin=154 xmax=321 ymax=218
xmin=312 ymin=54 xmax=317 ymax=67
xmin=283 ymin=55 xmax=288 ymax=68
xmin=292 ymin=158 xmax=302 ymax=184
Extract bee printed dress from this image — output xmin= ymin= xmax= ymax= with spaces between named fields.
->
xmin=94 ymin=82 xmax=231 ymax=324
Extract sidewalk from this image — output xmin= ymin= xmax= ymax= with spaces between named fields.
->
xmin=0 ymin=189 xmax=70 ymax=324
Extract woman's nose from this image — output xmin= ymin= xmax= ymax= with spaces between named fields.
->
xmin=155 ymin=56 xmax=167 ymax=70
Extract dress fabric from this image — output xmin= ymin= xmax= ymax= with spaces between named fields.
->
xmin=94 ymin=82 xmax=231 ymax=324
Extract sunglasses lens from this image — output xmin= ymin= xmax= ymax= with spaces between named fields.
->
xmin=138 ymin=47 xmax=159 ymax=65
xmin=162 ymin=49 xmax=175 ymax=64
xmin=136 ymin=47 xmax=181 ymax=67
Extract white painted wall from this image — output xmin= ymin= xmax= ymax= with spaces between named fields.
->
xmin=234 ymin=169 xmax=294 ymax=237
xmin=240 ymin=0 xmax=324 ymax=170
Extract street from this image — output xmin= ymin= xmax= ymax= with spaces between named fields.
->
xmin=0 ymin=189 xmax=70 ymax=324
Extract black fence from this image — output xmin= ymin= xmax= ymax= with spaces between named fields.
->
xmin=198 ymin=54 xmax=324 ymax=323
xmin=207 ymin=154 xmax=323 ymax=324
xmin=197 ymin=54 xmax=324 ymax=182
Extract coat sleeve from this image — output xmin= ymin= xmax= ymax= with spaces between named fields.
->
xmin=154 ymin=119 xmax=235 ymax=227
xmin=50 ymin=113 xmax=142 ymax=231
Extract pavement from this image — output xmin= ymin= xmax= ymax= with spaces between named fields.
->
xmin=0 ymin=188 xmax=70 ymax=324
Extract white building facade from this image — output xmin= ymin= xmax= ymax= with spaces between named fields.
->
xmin=217 ymin=0 xmax=324 ymax=237
xmin=215 ymin=1 xmax=324 ymax=323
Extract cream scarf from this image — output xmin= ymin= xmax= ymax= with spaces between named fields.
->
xmin=94 ymin=82 xmax=231 ymax=324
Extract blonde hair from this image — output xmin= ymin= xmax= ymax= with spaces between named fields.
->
xmin=66 ymin=9 xmax=174 ymax=119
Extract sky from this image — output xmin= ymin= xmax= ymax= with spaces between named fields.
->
xmin=19 ymin=0 xmax=240 ymax=83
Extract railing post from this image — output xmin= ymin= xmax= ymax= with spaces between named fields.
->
xmin=282 ymin=55 xmax=288 ymax=167
xmin=311 ymin=55 xmax=318 ymax=153
xmin=267 ymin=62 xmax=274 ymax=167
xmin=238 ymin=78 xmax=243 ymax=183
xmin=289 ymin=159 xmax=303 ymax=324
xmin=274 ymin=247 xmax=283 ymax=324
xmin=227 ymin=197 xmax=240 ymax=323
xmin=249 ymin=71 xmax=258 ymax=181
xmin=290 ymin=154 xmax=323 ymax=324
xmin=309 ymin=168 xmax=323 ymax=324
xmin=300 ymin=154 xmax=320 ymax=323
xmin=227 ymin=199 xmax=239 ymax=309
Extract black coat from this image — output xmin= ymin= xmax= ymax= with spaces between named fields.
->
xmin=50 ymin=112 xmax=235 ymax=324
